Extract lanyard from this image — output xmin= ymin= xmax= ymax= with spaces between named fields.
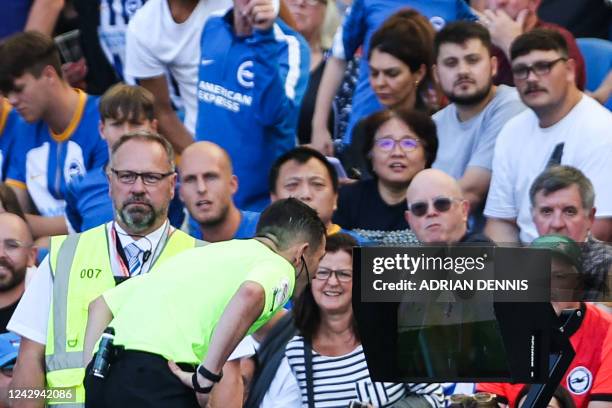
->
xmin=110 ymin=221 xmax=171 ymax=277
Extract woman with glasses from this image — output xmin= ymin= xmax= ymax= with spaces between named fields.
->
xmin=333 ymin=108 xmax=438 ymax=245
xmin=342 ymin=8 xmax=436 ymax=179
xmin=266 ymin=232 xmax=444 ymax=407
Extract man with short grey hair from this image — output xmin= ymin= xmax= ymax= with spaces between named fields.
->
xmin=8 ymin=131 xmax=202 ymax=407
xmin=530 ymin=165 xmax=612 ymax=300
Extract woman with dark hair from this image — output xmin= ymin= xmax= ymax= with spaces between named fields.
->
xmin=342 ymin=8 xmax=436 ymax=178
xmin=367 ymin=8 xmax=435 ymax=113
xmin=281 ymin=232 xmax=444 ymax=407
xmin=333 ymin=108 xmax=438 ymax=244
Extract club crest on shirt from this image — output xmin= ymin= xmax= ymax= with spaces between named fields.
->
xmin=125 ymin=0 xmax=143 ymax=16
xmin=67 ymin=159 xmax=85 ymax=183
xmin=429 ymin=16 xmax=446 ymax=31
xmin=237 ymin=61 xmax=255 ymax=88
xmin=567 ymin=366 xmax=592 ymax=395
xmin=272 ymin=277 xmax=290 ymax=311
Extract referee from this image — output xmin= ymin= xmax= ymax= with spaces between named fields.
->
xmin=82 ymin=198 xmax=327 ymax=407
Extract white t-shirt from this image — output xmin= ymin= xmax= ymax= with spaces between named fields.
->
xmin=484 ymin=95 xmax=612 ymax=243
xmin=433 ymin=85 xmax=525 ymax=179
xmin=8 ymin=221 xmax=170 ymax=345
xmin=125 ymin=0 xmax=231 ymax=133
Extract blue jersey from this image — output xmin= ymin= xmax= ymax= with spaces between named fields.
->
xmin=336 ymin=0 xmax=475 ymax=143
xmin=65 ymin=164 xmax=185 ymax=232
xmin=195 ymin=11 xmax=310 ymax=211
xmin=0 ymin=100 xmax=21 ymax=181
xmin=5 ymin=90 xmax=108 ymax=217
xmin=188 ymin=209 xmax=260 ymax=240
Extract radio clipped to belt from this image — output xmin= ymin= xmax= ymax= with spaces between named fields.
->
xmin=91 ymin=327 xmax=122 ymax=379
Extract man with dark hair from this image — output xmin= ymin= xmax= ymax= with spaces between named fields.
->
xmin=269 ymin=146 xmax=354 ymax=238
xmin=0 ymin=32 xmax=108 ymax=222
xmin=530 ymin=165 xmax=612 ymax=300
xmin=180 ymin=141 xmax=260 ymax=242
xmin=432 ymin=21 xmax=525 ymax=218
xmin=269 ymin=147 xmax=338 ymax=229
xmin=82 ymin=198 xmax=326 ymax=408
xmin=484 ymin=29 xmax=612 ymax=244
xmin=479 ymin=0 xmax=585 ymax=89
xmin=8 ymin=131 xmax=202 ymax=407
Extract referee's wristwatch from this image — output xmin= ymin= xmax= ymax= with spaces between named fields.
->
xmin=192 ymin=365 xmax=223 ymax=394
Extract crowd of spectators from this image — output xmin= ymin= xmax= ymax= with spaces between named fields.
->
xmin=1 ymin=0 xmax=612 ymax=407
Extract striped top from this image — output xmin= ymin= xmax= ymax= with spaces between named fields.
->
xmin=285 ymin=336 xmax=444 ymax=407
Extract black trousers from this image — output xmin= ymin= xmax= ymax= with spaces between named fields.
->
xmin=84 ymin=350 xmax=199 ymax=408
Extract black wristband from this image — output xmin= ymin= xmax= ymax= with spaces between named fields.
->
xmin=197 ymin=364 xmax=223 ymax=383
xmin=191 ymin=372 xmax=214 ymax=394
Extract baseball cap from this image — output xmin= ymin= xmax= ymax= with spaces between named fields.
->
xmin=0 ymin=332 xmax=20 ymax=368
xmin=530 ymin=234 xmax=582 ymax=271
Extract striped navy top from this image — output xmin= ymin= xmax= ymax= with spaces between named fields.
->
xmin=285 ymin=336 xmax=445 ymax=407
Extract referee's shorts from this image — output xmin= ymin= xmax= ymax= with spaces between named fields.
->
xmin=84 ymin=350 xmax=199 ymax=408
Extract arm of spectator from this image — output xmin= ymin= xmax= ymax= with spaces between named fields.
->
xmin=482 ymin=8 xmax=528 ymax=58
xmin=588 ymin=70 xmax=612 ymax=105
xmin=25 ymin=215 xmax=67 ymax=239
xmin=168 ymin=280 xmax=265 ymax=407
xmin=9 ymin=338 xmax=45 ymax=408
xmin=208 ymin=360 xmax=244 ymax=408
xmin=459 ymin=167 xmax=491 ymax=212
xmin=591 ymin=218 xmax=612 ymax=243
xmin=82 ymin=296 xmax=113 ymax=366
xmin=311 ymin=56 xmax=346 ymax=155
xmin=24 ymin=0 xmax=65 ymax=36
xmin=278 ymin=0 xmax=297 ymax=30
xmin=484 ymin=217 xmax=520 ymax=244
xmin=249 ymin=6 xmax=310 ymax=130
xmin=139 ymin=76 xmax=194 ymax=154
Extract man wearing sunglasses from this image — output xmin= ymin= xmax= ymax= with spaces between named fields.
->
xmin=405 ymin=169 xmax=478 ymax=245
xmin=8 ymin=131 xmax=202 ymax=407
xmin=484 ymin=29 xmax=612 ymax=245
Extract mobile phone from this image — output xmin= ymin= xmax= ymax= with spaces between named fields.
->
xmin=347 ymin=401 xmax=369 ymax=408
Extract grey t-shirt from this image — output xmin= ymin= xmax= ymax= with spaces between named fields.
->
xmin=432 ymin=85 xmax=525 ymax=179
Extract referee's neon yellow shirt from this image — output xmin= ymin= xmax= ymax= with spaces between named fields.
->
xmin=103 ymin=239 xmax=295 ymax=364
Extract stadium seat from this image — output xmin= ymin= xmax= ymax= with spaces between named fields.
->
xmin=577 ymin=38 xmax=612 ymax=109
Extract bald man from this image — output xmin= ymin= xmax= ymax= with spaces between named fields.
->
xmin=405 ymin=169 xmax=486 ymax=244
xmin=179 ymin=142 xmax=260 ymax=242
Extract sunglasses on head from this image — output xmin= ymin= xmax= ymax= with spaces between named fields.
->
xmin=407 ymin=196 xmax=461 ymax=217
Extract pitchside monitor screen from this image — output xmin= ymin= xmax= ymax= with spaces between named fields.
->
xmin=353 ymin=246 xmax=555 ymax=384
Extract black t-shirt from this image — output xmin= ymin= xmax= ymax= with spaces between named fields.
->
xmin=297 ymin=56 xmax=334 ymax=145
xmin=538 ymin=0 xmax=612 ymax=40
xmin=333 ymin=178 xmax=409 ymax=231
xmin=0 ymin=298 xmax=20 ymax=333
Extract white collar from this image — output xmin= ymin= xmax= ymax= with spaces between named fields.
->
xmin=112 ymin=220 xmax=169 ymax=252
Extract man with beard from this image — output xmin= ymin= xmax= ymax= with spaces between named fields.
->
xmin=0 ymin=213 xmax=36 ymax=332
xmin=7 ymin=131 xmax=203 ymax=407
xmin=484 ymin=29 xmax=612 ymax=244
xmin=0 ymin=215 xmax=35 ymax=408
xmin=432 ymin=21 xmax=525 ymax=218
xmin=179 ymin=142 xmax=259 ymax=242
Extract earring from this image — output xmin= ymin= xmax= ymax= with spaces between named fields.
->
xmin=415 ymin=80 xmax=420 ymax=86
